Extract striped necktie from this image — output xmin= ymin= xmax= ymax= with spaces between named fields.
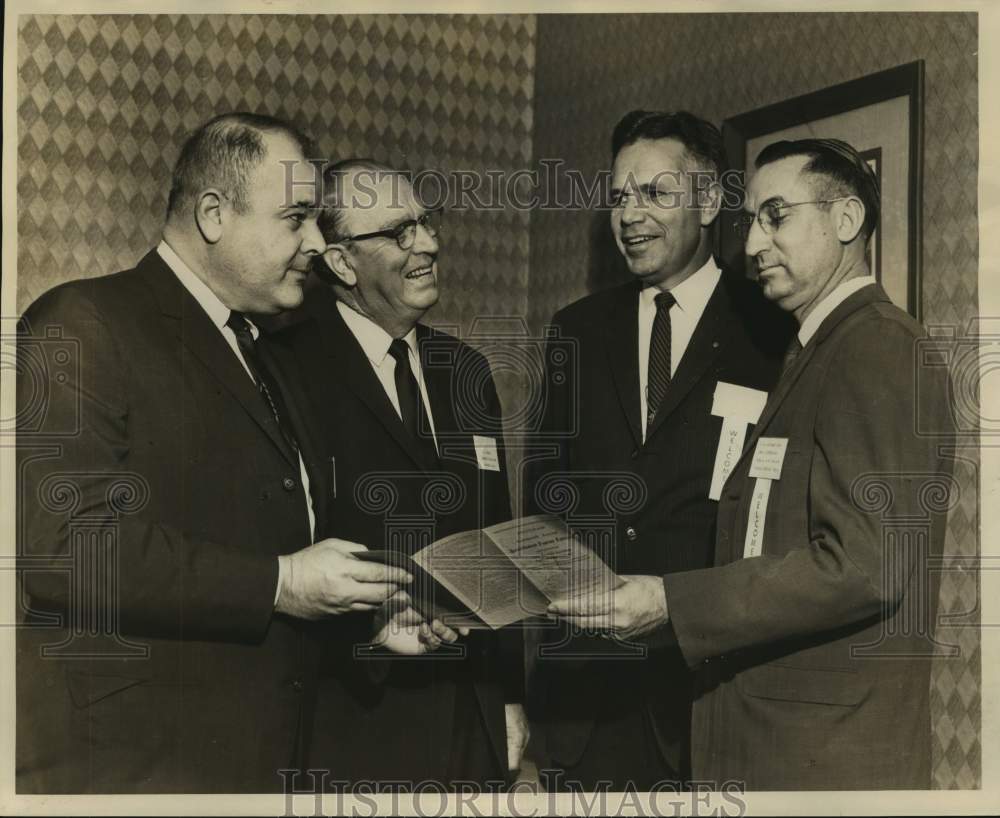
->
xmin=646 ymin=290 xmax=676 ymax=434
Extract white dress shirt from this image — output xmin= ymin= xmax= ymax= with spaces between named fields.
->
xmin=797 ymin=275 xmax=877 ymax=346
xmin=336 ymin=300 xmax=440 ymax=453
xmin=638 ymin=256 xmax=722 ymax=440
xmin=157 ymin=240 xmax=315 ymax=606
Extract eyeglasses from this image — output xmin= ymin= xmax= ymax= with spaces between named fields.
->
xmin=733 ymin=197 xmax=849 ymax=241
xmin=337 ymin=208 xmax=443 ymax=251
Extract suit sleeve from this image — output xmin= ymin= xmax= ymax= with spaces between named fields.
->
xmin=663 ymin=317 xmax=948 ymax=666
xmin=17 ymin=287 xmax=279 ymax=644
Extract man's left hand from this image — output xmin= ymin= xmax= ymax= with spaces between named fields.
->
xmin=372 ymin=591 xmax=469 ymax=655
xmin=547 ymin=574 xmax=669 ymax=641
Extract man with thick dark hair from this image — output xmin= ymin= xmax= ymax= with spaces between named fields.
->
xmin=550 ymin=136 xmax=953 ymax=789
xmin=527 ymin=110 xmax=790 ymax=790
xmin=16 ymin=112 xmax=414 ymax=792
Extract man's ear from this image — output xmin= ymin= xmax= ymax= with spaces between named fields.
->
xmin=194 ymin=189 xmax=225 ymax=244
xmin=834 ymin=196 xmax=866 ymax=244
xmin=698 ymin=180 xmax=723 ymax=227
xmin=322 ymin=245 xmax=357 ymax=288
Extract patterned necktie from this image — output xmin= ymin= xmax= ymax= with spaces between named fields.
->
xmin=226 ymin=311 xmax=298 ymax=454
xmin=646 ymin=290 xmax=676 ymax=433
xmin=388 ymin=338 xmax=439 ymax=465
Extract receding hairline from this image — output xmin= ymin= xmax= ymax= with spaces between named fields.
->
xmin=317 ymin=159 xmax=420 ymax=241
xmin=612 ymin=135 xmax=709 ymax=175
xmin=754 ymin=151 xmax=848 ymax=201
xmin=166 ymin=112 xmax=315 ymax=218
xmin=321 ymin=160 xmax=410 ymax=200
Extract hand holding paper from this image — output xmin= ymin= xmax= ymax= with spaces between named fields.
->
xmin=547 ymin=574 xmax=669 ymax=640
xmin=276 ymin=539 xmax=412 ymax=620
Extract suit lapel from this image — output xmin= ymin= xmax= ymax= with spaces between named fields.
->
xmin=407 ymin=324 xmax=450 ymax=471
xmin=728 ymin=283 xmax=891 ymax=481
xmin=261 ymin=339 xmax=330 ymax=535
xmin=604 ymin=283 xmax=643 ymax=449
xmin=417 ymin=326 xmax=464 ymax=470
xmin=139 ymin=251 xmax=296 ymax=466
xmin=645 ymin=276 xmax=731 ymax=442
xmin=315 ymin=297 xmax=433 ymax=471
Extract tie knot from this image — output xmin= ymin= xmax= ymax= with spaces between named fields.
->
xmin=655 ymin=291 xmax=676 ymax=311
xmin=226 ymin=311 xmax=253 ymax=339
xmin=388 ymin=338 xmax=410 ymax=365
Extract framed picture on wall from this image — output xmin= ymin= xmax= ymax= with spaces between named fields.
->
xmin=719 ymin=60 xmax=924 ymax=320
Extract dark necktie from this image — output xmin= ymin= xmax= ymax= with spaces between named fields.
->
xmin=782 ymin=335 xmax=804 ymax=375
xmin=646 ymin=290 xmax=676 ymax=434
xmin=388 ymin=338 xmax=439 ymax=465
xmin=226 ymin=311 xmax=299 ymax=455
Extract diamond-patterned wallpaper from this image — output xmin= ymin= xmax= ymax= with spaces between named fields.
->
xmin=529 ymin=12 xmax=980 ymax=789
xmin=16 ymin=13 xmax=536 ymax=332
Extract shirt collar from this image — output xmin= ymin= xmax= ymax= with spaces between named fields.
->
xmin=336 ymin=300 xmax=417 ymax=366
xmin=797 ymin=275 xmax=877 ymax=346
xmin=156 ymin=239 xmax=259 ymax=336
xmin=639 ymin=255 xmax=721 ymax=312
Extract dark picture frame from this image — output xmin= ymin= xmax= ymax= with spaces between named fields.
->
xmin=719 ymin=60 xmax=924 ymax=320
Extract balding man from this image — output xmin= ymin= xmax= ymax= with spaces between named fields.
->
xmin=16 ymin=114 xmax=412 ymax=793
xmin=274 ymin=159 xmax=527 ymax=789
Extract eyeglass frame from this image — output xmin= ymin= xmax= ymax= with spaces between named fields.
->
xmin=333 ymin=207 xmax=444 ymax=251
xmin=733 ymin=197 xmax=851 ymax=240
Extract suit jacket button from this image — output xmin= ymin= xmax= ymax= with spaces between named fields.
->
xmin=282 ymin=477 xmax=296 ymax=491
xmin=291 ymin=679 xmax=304 ymax=692
xmin=625 ymin=526 xmax=638 ymax=541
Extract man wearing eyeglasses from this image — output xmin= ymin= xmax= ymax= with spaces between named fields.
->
xmin=273 ymin=159 xmax=526 ymax=789
xmin=549 ymin=138 xmax=953 ymax=789
xmin=526 ymin=110 xmax=790 ymax=792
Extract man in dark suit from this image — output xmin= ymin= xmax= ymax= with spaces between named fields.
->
xmin=276 ymin=159 xmax=527 ymax=788
xmin=550 ymin=138 xmax=953 ymax=789
xmin=526 ymin=111 xmax=790 ymax=791
xmin=16 ymin=113 xmax=414 ymax=793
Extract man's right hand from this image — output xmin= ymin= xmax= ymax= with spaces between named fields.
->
xmin=275 ymin=539 xmax=412 ymax=620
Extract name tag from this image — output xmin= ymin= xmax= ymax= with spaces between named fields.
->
xmin=743 ymin=478 xmax=772 ymax=558
xmin=708 ymin=382 xmax=768 ymax=501
xmin=742 ymin=438 xmax=788 ymax=558
xmin=749 ymin=437 xmax=788 ymax=481
xmin=473 ymin=435 xmax=500 ymax=472
xmin=711 ymin=381 xmax=768 ymax=423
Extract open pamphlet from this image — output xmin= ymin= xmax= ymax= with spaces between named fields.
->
xmin=355 ymin=514 xmax=623 ymax=629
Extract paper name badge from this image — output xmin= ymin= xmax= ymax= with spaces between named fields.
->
xmin=707 ymin=382 xmax=769 ymax=501
xmin=711 ymin=381 xmax=768 ymax=424
xmin=473 ymin=435 xmax=500 ymax=472
xmin=743 ymin=478 xmax=772 ymax=559
xmin=749 ymin=437 xmax=788 ymax=481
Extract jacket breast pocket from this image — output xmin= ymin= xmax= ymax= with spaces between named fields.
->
xmin=737 ymin=662 xmax=870 ymax=707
